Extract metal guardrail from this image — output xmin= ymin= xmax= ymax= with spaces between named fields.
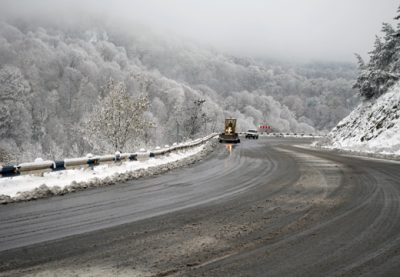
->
xmin=239 ymin=132 xmax=324 ymax=137
xmin=0 ymin=134 xmax=218 ymax=178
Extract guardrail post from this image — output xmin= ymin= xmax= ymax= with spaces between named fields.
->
xmin=0 ymin=165 xmax=20 ymax=177
xmin=114 ymin=151 xmax=121 ymax=162
xmin=53 ymin=161 xmax=65 ymax=171
xmin=87 ymin=158 xmax=99 ymax=170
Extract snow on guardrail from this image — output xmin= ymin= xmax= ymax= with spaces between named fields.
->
xmin=0 ymin=133 xmax=218 ymax=203
xmin=0 ymin=133 xmax=218 ymax=178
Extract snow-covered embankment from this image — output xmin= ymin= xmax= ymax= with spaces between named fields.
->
xmin=0 ymin=138 xmax=217 ymax=204
xmin=323 ymin=82 xmax=400 ymax=156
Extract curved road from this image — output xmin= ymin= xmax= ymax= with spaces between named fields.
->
xmin=0 ymin=137 xmax=399 ymax=276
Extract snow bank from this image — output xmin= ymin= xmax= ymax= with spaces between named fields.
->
xmin=0 ymin=139 xmax=217 ymax=204
xmin=323 ymin=82 xmax=400 ymax=156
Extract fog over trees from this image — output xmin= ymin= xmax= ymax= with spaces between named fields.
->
xmin=0 ymin=17 xmax=359 ymax=162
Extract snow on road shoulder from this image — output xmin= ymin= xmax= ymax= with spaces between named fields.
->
xmin=0 ymin=141 xmax=215 ymax=204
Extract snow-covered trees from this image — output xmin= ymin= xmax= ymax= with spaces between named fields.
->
xmin=183 ymin=99 xmax=207 ymax=138
xmin=0 ymin=65 xmax=32 ymax=146
xmin=354 ymin=8 xmax=400 ymax=99
xmin=0 ymin=65 xmax=29 ymax=101
xmin=0 ymin=17 xmax=358 ymax=160
xmin=86 ymin=80 xmax=152 ymax=152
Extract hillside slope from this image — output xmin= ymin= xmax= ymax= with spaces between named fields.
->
xmin=0 ymin=17 xmax=357 ymax=162
xmin=329 ymin=82 xmax=400 ymax=155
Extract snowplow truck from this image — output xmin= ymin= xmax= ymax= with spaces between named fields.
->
xmin=219 ymin=118 xmax=240 ymax=143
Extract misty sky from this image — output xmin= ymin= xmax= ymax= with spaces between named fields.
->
xmin=1 ymin=0 xmax=399 ymax=62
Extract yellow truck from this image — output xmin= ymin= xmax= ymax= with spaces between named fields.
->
xmin=219 ymin=118 xmax=240 ymax=143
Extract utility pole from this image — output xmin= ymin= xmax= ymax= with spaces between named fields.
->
xmin=176 ymin=119 xmax=180 ymax=143
xmin=175 ymin=98 xmax=206 ymax=142
xmin=202 ymin=112 xmax=208 ymax=133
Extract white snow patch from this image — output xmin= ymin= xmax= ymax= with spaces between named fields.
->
xmin=0 ymin=144 xmax=206 ymax=199
xmin=326 ymin=82 xmax=400 ymax=156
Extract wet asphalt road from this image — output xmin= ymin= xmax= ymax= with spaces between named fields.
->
xmin=0 ymin=137 xmax=399 ymax=276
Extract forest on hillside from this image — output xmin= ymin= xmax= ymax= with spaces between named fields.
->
xmin=0 ymin=17 xmax=359 ymax=162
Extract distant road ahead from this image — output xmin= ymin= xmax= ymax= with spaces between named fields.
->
xmin=0 ymin=137 xmax=399 ymax=276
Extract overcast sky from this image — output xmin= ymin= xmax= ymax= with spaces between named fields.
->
xmin=1 ymin=0 xmax=399 ymax=62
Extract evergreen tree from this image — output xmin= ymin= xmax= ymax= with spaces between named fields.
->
xmin=354 ymin=16 xmax=400 ymax=99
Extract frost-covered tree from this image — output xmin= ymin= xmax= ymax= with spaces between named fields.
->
xmin=0 ymin=65 xmax=32 ymax=146
xmin=183 ymin=99 xmax=206 ymax=138
xmin=0 ymin=17 xmax=359 ymax=159
xmin=85 ymin=79 xmax=152 ymax=152
xmin=0 ymin=65 xmax=29 ymax=101
xmin=353 ymin=37 xmax=386 ymax=99
xmin=354 ymin=7 xmax=400 ymax=99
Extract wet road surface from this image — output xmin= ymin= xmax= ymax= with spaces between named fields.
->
xmin=0 ymin=137 xmax=399 ymax=276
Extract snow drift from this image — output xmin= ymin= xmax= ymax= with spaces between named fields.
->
xmin=0 ymin=138 xmax=217 ymax=204
xmin=327 ymin=82 xmax=400 ymax=155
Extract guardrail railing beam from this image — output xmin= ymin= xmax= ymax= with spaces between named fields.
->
xmin=0 ymin=133 xmax=218 ymax=178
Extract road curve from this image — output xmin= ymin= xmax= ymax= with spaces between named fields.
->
xmin=0 ymin=137 xmax=399 ymax=276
